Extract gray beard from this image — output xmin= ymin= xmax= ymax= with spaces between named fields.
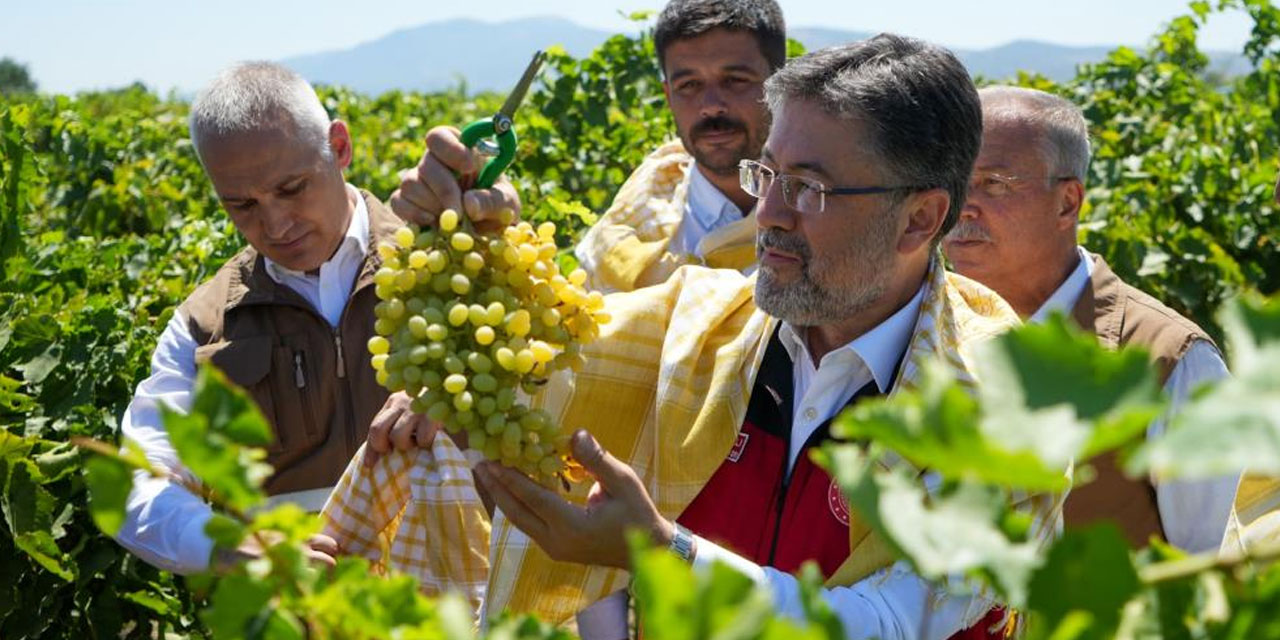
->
xmin=754 ymin=215 xmax=896 ymax=326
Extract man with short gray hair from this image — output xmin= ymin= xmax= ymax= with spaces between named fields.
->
xmin=944 ymin=85 xmax=1237 ymax=553
xmin=115 ymin=61 xmax=457 ymax=573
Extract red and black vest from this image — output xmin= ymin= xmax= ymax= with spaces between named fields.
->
xmin=675 ymin=327 xmax=1004 ymax=638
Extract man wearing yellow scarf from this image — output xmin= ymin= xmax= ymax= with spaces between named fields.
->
xmin=567 ymin=0 xmax=784 ymax=293
xmin=461 ymin=35 xmax=1057 ymax=640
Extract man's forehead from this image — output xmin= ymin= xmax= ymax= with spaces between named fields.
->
xmin=663 ymin=29 xmax=768 ymax=76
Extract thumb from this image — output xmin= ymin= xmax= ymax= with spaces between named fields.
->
xmin=571 ymin=430 xmax=644 ymax=502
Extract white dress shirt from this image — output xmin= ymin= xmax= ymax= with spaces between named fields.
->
xmin=577 ymin=282 xmax=996 ymax=640
xmin=116 ymin=186 xmax=369 ymax=574
xmin=1032 ymin=247 xmax=1237 ymax=553
xmin=667 ymin=163 xmax=747 ymax=259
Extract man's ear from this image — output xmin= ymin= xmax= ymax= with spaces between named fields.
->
xmin=1056 ymin=178 xmax=1084 ymax=231
xmin=898 ymin=188 xmax=950 ymax=255
xmin=328 ymin=120 xmax=353 ymax=170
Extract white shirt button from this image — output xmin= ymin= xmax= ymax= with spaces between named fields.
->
xmin=803 ymin=407 xmax=817 ymax=421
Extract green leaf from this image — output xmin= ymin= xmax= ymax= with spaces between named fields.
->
xmin=1027 ymin=524 xmax=1141 ymax=638
xmin=1129 ymin=296 xmax=1280 ymax=479
xmin=84 ymin=455 xmax=132 ymax=536
xmin=832 ymin=360 xmax=1073 ymax=491
xmin=163 ymin=365 xmax=273 ymax=513
xmin=204 ymin=514 xmax=246 ymax=549
xmin=816 ymin=445 xmax=1042 ymax=607
xmin=974 ymin=313 xmax=1163 ymax=468
xmin=201 ymin=573 xmax=274 ymax=639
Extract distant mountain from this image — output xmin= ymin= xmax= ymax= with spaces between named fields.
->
xmin=282 ymin=17 xmax=612 ymax=95
xmin=281 ymin=17 xmax=1250 ymax=94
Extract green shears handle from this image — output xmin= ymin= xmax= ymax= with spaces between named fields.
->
xmin=460 ymin=114 xmax=516 ymax=190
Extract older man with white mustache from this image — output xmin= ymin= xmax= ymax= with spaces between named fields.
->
xmin=943 ymin=86 xmax=1238 ymax=555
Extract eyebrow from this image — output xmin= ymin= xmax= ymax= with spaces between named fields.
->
xmin=218 ymin=172 xmax=308 ymax=203
xmin=668 ymin=62 xmax=763 ymax=83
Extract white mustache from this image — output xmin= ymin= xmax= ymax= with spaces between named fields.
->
xmin=946 ymin=221 xmax=991 ymax=242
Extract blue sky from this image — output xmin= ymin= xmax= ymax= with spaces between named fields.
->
xmin=1 ymin=0 xmax=1255 ymax=94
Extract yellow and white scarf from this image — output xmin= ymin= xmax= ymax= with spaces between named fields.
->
xmin=574 ymin=140 xmax=757 ymax=293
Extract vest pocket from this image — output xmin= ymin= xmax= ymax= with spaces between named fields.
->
xmin=194 ymin=336 xmax=281 ymax=451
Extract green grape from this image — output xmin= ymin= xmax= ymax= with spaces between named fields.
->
xmin=451 ymin=231 xmax=475 ymax=251
xmin=426 ymin=323 xmax=448 ymax=342
xmin=426 ymin=342 xmax=447 ymax=359
xmin=463 ymin=251 xmax=485 ymax=272
xmin=402 ymin=365 xmax=422 ymax=383
xmin=448 ymin=303 xmax=469 ymax=326
xmin=408 ymin=345 xmax=430 ymax=365
xmin=473 ymin=373 xmax=498 ymax=393
xmin=475 ymin=326 xmax=496 ymax=345
xmin=453 ymin=391 xmax=474 ymax=412
xmin=476 ymin=395 xmax=497 ymax=417
xmin=368 ymin=336 xmax=390 ymax=355
xmin=484 ymin=413 xmax=507 ymax=435
xmin=443 ymin=355 xmax=465 ymax=375
xmin=408 ymin=315 xmax=428 ymax=338
xmin=468 ymin=304 xmax=488 ymax=326
xmin=451 ymin=273 xmax=471 ymax=295
xmin=443 ymin=373 xmax=468 ymax=394
xmin=422 ymin=369 xmax=443 ymax=390
xmin=467 ymin=352 xmax=493 ymax=373
xmin=426 ymin=401 xmax=451 ymax=422
xmin=469 ymin=430 xmax=487 ymax=451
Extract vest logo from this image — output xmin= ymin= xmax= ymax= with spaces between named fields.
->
xmin=828 ymin=478 xmax=851 ymax=526
xmin=727 ymin=432 xmax=750 ymax=462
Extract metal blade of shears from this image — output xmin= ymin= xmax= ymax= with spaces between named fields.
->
xmin=497 ymin=50 xmax=546 ymax=121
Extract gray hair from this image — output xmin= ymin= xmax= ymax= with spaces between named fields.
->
xmin=188 ymin=61 xmax=331 ymax=164
xmin=978 ymin=86 xmax=1091 ymax=183
xmin=763 ymin=34 xmax=983 ymax=240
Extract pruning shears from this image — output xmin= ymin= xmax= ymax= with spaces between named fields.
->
xmin=459 ymin=50 xmax=546 ymax=189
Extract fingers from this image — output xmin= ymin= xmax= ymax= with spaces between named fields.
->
xmin=367 ymin=401 xmax=400 ymax=455
xmin=414 ymin=419 xmax=439 ymax=449
xmin=475 ymin=462 xmax=552 ymax=541
xmin=388 ymin=408 xmax=419 ymax=451
xmin=424 ymin=126 xmax=479 ymax=177
xmin=388 ymin=169 xmax=441 ymax=227
xmin=304 ymin=547 xmax=337 ymax=569
xmin=307 ymin=533 xmax=339 ymax=557
xmin=570 ymin=430 xmax=645 ymax=503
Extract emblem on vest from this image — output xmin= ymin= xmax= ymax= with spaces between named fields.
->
xmin=727 ymin=432 xmax=750 ymax=463
xmin=828 ymin=478 xmax=851 ymax=526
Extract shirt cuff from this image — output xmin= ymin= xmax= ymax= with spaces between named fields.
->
xmin=691 ymin=534 xmax=768 ymax=585
xmin=575 ymin=589 xmax=629 ymax=640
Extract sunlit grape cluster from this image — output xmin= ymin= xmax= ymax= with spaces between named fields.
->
xmin=367 ymin=209 xmax=608 ymax=486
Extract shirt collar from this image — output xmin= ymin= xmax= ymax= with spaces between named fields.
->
xmin=1030 ymin=246 xmax=1093 ymax=323
xmin=686 ymin=161 xmax=745 ymax=228
xmin=263 ymin=183 xmax=369 ymax=282
xmin=777 ymin=282 xmax=927 ymax=393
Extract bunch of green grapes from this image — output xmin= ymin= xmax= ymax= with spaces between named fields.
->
xmin=366 ymin=209 xmax=608 ymax=486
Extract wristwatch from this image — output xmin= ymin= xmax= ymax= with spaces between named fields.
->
xmin=668 ymin=522 xmax=696 ymax=564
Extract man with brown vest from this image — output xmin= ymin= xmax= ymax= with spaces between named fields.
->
xmin=944 ymin=86 xmax=1238 ymax=552
xmin=113 ymin=62 xmax=459 ymax=573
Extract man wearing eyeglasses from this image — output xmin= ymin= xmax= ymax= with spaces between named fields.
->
xmin=943 ymin=86 xmax=1237 ymax=554
xmin=342 ymin=36 xmax=1058 ymax=639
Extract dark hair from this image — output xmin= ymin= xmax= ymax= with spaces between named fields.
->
xmin=764 ymin=34 xmax=982 ymax=240
xmin=654 ymin=0 xmax=787 ymax=74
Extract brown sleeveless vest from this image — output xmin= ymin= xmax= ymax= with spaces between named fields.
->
xmin=177 ymin=190 xmax=400 ymax=496
xmin=1065 ymin=253 xmax=1217 ymax=548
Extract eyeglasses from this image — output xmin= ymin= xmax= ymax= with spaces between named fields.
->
xmin=969 ymin=172 xmax=1077 ymax=199
xmin=739 ymin=159 xmax=922 ymax=215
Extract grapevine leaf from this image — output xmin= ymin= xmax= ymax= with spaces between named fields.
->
xmin=1027 ymin=524 xmax=1141 ymax=638
xmin=84 ymin=454 xmax=132 ymax=535
xmin=815 ymin=445 xmax=1042 ymax=607
xmin=1130 ymin=296 xmax=1280 ymax=479
xmin=163 ymin=365 xmax=272 ymax=513
xmin=832 ymin=360 xmax=1072 ymax=491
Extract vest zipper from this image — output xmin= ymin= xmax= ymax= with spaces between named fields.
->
xmin=333 ymin=332 xmax=346 ymax=379
xmin=293 ymin=351 xmax=306 ymax=388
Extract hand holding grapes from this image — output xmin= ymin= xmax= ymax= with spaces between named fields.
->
xmin=475 ymin=429 xmax=675 ymax=570
xmin=389 ymin=125 xmax=521 ymax=232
